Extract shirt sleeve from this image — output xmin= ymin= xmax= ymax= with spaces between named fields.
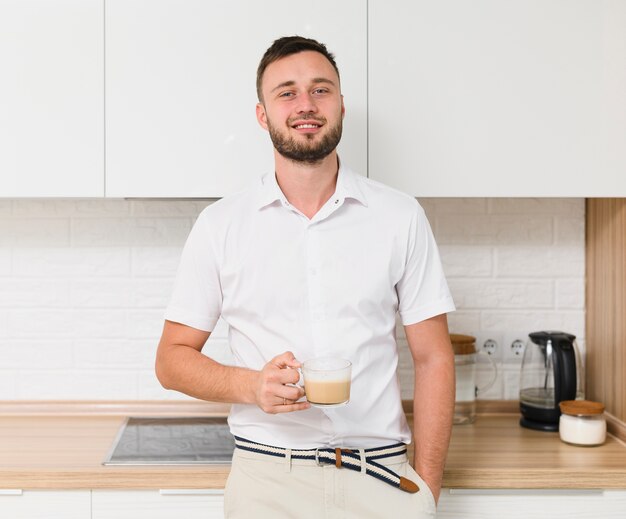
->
xmin=396 ymin=202 xmax=455 ymax=325
xmin=163 ymin=211 xmax=222 ymax=332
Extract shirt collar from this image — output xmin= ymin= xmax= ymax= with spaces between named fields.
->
xmin=335 ymin=163 xmax=368 ymax=207
xmin=256 ymin=169 xmax=285 ymax=209
xmin=256 ymin=160 xmax=368 ymax=210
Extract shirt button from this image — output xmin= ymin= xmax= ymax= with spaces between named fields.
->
xmin=334 ymin=199 xmax=339 ymax=204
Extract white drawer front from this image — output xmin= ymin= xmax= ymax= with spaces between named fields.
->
xmin=0 ymin=490 xmax=90 ymax=519
xmin=92 ymin=489 xmax=225 ymax=519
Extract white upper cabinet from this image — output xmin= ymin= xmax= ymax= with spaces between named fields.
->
xmin=105 ymin=0 xmax=367 ymax=198
xmin=368 ymin=0 xmax=626 ymax=197
xmin=0 ymin=0 xmax=104 ymax=197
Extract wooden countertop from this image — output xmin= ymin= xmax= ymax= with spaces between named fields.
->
xmin=1 ymin=404 xmax=626 ymax=490
xmin=442 ymin=413 xmax=626 ymax=489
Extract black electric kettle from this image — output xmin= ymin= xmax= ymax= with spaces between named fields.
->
xmin=519 ymin=331 xmax=583 ymax=431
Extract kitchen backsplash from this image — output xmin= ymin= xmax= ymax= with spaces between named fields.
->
xmin=0 ymin=198 xmax=584 ymax=400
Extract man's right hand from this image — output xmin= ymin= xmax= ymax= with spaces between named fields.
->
xmin=254 ymin=351 xmax=311 ymax=414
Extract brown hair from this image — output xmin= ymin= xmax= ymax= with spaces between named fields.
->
xmin=256 ymin=36 xmax=340 ymax=102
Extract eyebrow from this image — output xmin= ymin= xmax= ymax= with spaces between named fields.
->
xmin=270 ymin=77 xmax=337 ymax=93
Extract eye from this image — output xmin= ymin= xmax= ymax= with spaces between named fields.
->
xmin=278 ymin=91 xmax=295 ymax=98
xmin=313 ymin=88 xmax=329 ymax=95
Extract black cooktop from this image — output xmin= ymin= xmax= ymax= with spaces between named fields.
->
xmin=102 ymin=416 xmax=235 ymax=465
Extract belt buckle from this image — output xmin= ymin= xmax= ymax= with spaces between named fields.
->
xmin=314 ymin=448 xmax=333 ymax=466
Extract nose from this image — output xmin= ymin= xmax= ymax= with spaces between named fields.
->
xmin=296 ymin=92 xmax=318 ymax=114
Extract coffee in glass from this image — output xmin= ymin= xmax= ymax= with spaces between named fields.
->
xmin=301 ymin=357 xmax=352 ymax=408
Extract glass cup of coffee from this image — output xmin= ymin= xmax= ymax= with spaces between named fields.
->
xmin=301 ymin=357 xmax=352 ymax=408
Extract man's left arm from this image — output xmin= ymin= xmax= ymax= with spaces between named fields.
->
xmin=405 ymin=313 xmax=455 ymax=504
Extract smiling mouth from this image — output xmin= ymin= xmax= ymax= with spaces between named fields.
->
xmin=293 ymin=123 xmax=321 ymax=129
xmin=290 ymin=117 xmax=325 ymax=130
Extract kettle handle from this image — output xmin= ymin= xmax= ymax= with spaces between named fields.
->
xmin=552 ymin=338 xmax=577 ymax=404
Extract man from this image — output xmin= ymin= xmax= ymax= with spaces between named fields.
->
xmin=156 ymin=36 xmax=455 ymax=518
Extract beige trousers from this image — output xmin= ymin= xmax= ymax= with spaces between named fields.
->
xmin=224 ymin=448 xmax=437 ymax=519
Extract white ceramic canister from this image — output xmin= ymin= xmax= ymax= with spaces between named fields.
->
xmin=558 ymin=400 xmax=606 ymax=446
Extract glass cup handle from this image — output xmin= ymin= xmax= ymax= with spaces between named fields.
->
xmin=475 ymin=350 xmax=498 ymax=396
xmin=283 ymin=367 xmax=306 ymax=402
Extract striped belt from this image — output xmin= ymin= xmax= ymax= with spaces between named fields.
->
xmin=234 ymin=436 xmax=419 ymax=494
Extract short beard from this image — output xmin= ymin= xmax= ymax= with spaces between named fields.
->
xmin=267 ymin=117 xmax=343 ymax=165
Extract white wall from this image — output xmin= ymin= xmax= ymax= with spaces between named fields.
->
xmin=0 ymin=198 xmax=584 ymax=400
xmin=399 ymin=198 xmax=585 ymax=400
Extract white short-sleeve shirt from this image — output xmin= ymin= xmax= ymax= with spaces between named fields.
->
xmin=165 ymin=164 xmax=455 ymax=449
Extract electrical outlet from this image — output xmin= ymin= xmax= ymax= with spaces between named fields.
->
xmin=503 ymin=332 xmax=528 ymax=364
xmin=483 ymin=339 xmax=498 ymax=356
xmin=475 ymin=332 xmax=503 ymax=362
xmin=511 ymin=339 xmax=525 ymax=357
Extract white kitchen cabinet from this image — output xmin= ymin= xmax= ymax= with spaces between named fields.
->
xmin=0 ymin=0 xmax=104 ymax=197
xmin=92 ymin=489 xmax=224 ymax=519
xmin=368 ymin=0 xmax=626 ymax=197
xmin=436 ymin=489 xmax=626 ymax=518
xmin=0 ymin=490 xmax=90 ymax=519
xmin=105 ymin=0 xmax=367 ymax=198
xmin=91 ymin=488 xmax=626 ymax=518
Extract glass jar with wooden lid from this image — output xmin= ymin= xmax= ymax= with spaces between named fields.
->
xmin=559 ymin=400 xmax=606 ymax=446
xmin=451 ymin=334 xmax=497 ymax=425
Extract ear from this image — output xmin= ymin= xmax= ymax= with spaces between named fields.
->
xmin=341 ymin=95 xmax=346 ymax=119
xmin=256 ymin=103 xmax=269 ymax=131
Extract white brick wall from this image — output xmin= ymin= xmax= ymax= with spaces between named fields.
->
xmin=0 ymin=198 xmax=585 ymax=401
xmin=397 ymin=198 xmax=585 ymax=400
xmin=0 ymin=200 xmax=213 ymax=400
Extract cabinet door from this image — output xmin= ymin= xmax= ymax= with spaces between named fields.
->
xmin=105 ymin=0 xmax=367 ymax=198
xmin=0 ymin=490 xmax=90 ymax=519
xmin=437 ymin=489 xmax=626 ymax=518
xmin=0 ymin=0 xmax=104 ymax=197
xmin=368 ymin=0 xmax=626 ymax=197
xmin=92 ymin=489 xmax=224 ymax=519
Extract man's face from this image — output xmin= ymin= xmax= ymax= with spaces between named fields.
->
xmin=256 ymin=51 xmax=345 ymax=165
